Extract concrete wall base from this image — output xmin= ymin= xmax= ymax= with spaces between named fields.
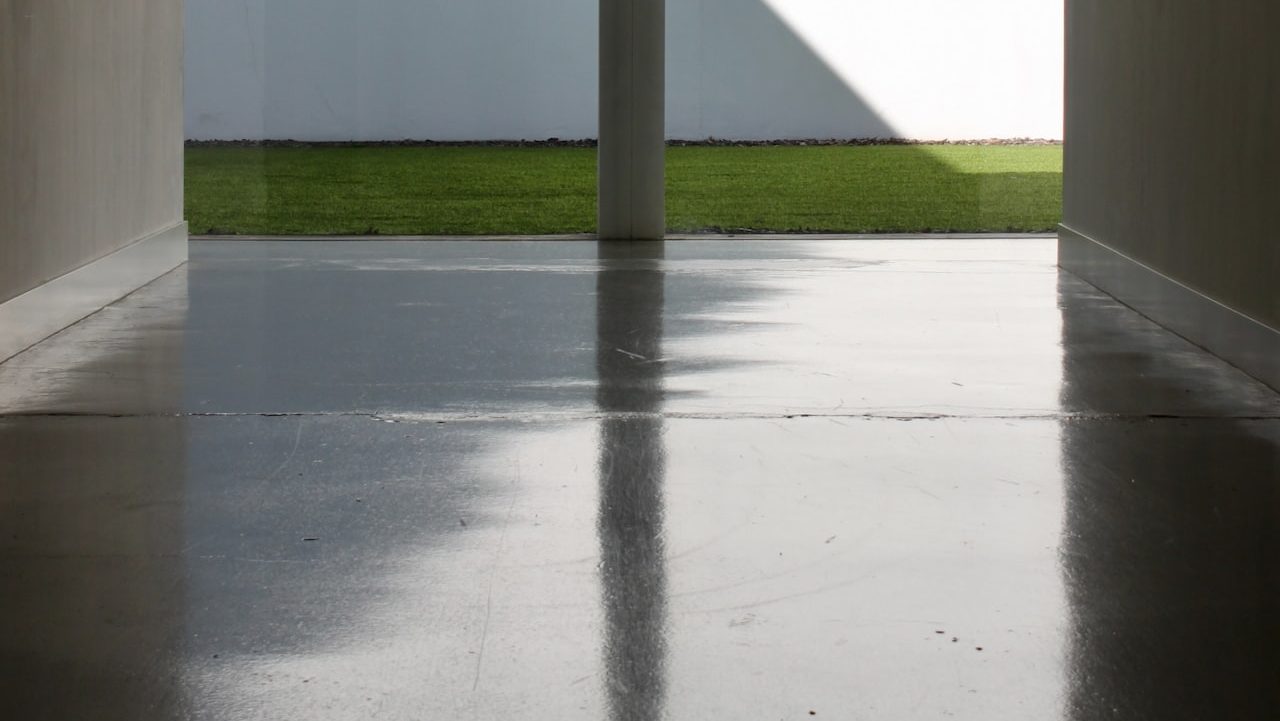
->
xmin=1060 ymin=224 xmax=1280 ymax=392
xmin=0 ymin=222 xmax=188 ymax=364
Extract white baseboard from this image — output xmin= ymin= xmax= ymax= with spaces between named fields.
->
xmin=1059 ymin=223 xmax=1280 ymax=392
xmin=0 ymin=222 xmax=188 ymax=364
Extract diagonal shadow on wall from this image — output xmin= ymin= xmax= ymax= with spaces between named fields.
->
xmin=668 ymin=0 xmax=899 ymax=141
xmin=666 ymin=0 xmax=1061 ymax=233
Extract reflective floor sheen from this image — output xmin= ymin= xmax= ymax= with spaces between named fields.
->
xmin=2 ymin=239 xmax=1278 ymax=721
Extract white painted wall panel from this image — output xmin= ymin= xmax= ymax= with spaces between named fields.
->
xmin=186 ymin=0 xmax=1063 ymax=141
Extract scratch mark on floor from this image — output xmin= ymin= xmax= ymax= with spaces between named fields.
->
xmin=472 ymin=455 xmax=522 ymax=692
xmin=907 ymin=484 xmax=943 ymax=501
xmin=196 ymin=555 xmax=312 ymax=564
xmin=263 ymin=419 xmax=304 ymax=483
xmin=666 ymin=519 xmax=752 ymax=563
xmin=688 ymin=570 xmax=883 ymax=615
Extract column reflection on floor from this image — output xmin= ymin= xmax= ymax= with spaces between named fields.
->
xmin=595 ymin=241 xmax=668 ymax=721
xmin=1057 ymin=273 xmax=1280 ymax=720
xmin=0 ymin=270 xmax=190 ymax=720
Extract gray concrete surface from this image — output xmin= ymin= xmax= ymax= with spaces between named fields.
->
xmin=2 ymin=239 xmax=1278 ymax=720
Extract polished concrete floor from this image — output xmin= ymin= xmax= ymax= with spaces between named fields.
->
xmin=1 ymin=238 xmax=1278 ymax=720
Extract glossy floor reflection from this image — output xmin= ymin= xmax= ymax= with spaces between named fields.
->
xmin=1 ymin=239 xmax=1277 ymax=720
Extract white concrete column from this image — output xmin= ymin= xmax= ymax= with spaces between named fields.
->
xmin=598 ymin=0 xmax=666 ymax=240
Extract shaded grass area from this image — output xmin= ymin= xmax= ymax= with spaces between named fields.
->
xmin=185 ymin=145 xmax=1061 ymax=235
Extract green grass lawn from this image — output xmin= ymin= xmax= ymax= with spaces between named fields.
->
xmin=185 ymin=144 xmax=1061 ymax=235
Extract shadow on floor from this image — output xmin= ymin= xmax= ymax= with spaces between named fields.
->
xmin=1058 ymin=273 xmax=1280 ymax=720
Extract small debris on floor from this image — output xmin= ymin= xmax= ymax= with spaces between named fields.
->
xmin=302 ymin=537 xmax=319 ymax=542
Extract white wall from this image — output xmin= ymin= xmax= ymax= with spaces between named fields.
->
xmin=186 ymin=0 xmax=1063 ymax=141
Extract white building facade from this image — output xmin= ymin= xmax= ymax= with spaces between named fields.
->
xmin=185 ymin=0 xmax=1064 ymax=142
